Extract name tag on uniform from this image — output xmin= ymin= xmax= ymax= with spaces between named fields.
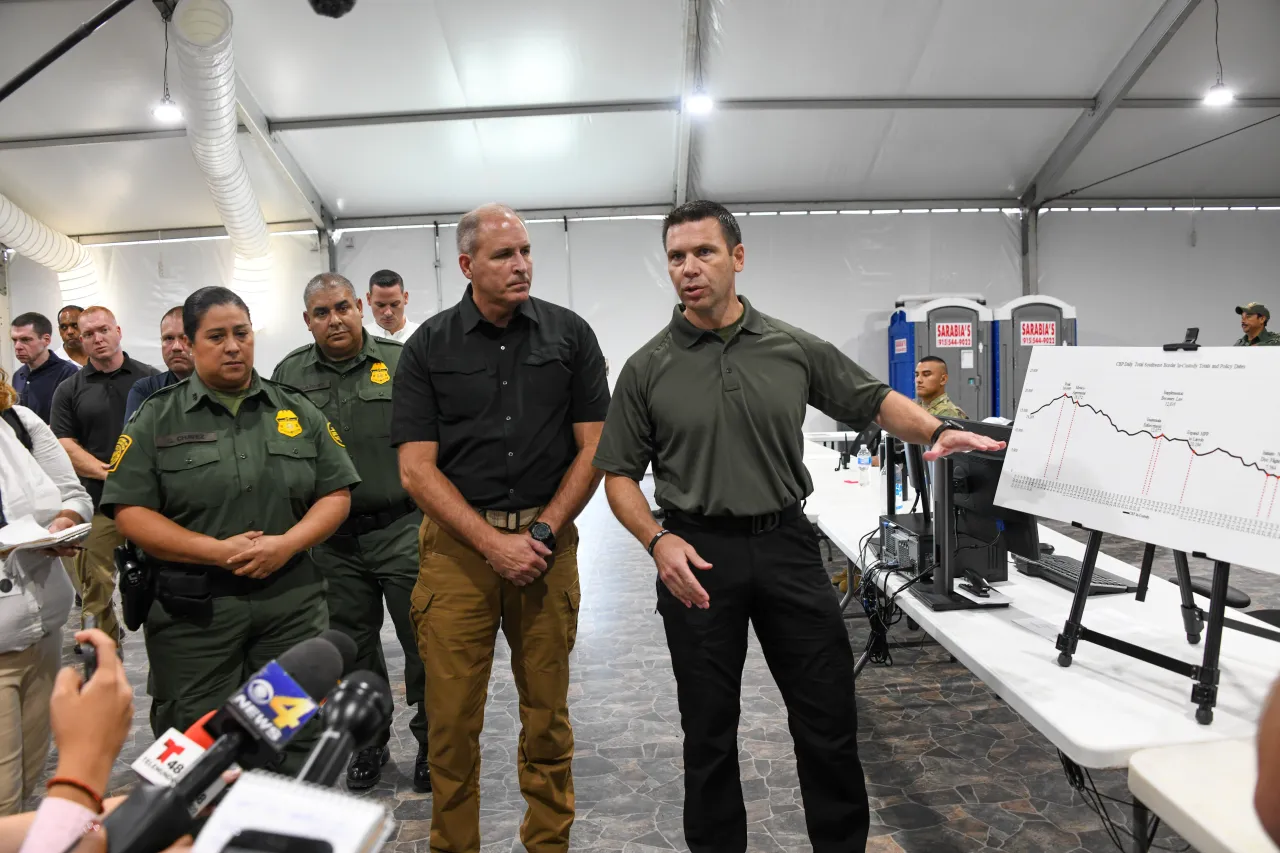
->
xmin=155 ymin=432 xmax=219 ymax=448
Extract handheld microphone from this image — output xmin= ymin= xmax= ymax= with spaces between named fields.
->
xmin=295 ymin=670 xmax=393 ymax=786
xmin=130 ymin=710 xmax=229 ymax=814
xmin=319 ymin=628 xmax=358 ymax=676
xmin=103 ymin=636 xmax=344 ymax=853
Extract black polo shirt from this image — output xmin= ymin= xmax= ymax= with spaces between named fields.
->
xmin=390 ymin=286 xmax=610 ymax=510
xmin=13 ymin=350 xmax=81 ymax=423
xmin=50 ymin=353 xmax=159 ymax=509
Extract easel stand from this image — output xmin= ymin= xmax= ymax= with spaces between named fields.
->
xmin=1056 ymin=526 xmax=1224 ymax=724
xmin=1055 ymin=526 xmax=1280 ymax=724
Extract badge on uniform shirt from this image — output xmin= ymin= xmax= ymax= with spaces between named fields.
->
xmin=276 ymin=409 xmax=303 ymax=438
xmin=327 ymin=422 xmax=345 ymax=448
xmin=370 ymin=361 xmax=390 ymax=385
xmin=107 ymin=435 xmax=132 ymax=473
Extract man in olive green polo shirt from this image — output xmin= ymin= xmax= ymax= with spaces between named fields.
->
xmin=1235 ymin=303 xmax=1280 ymax=346
xmin=273 ymin=273 xmax=429 ymax=792
xmin=594 ymin=200 xmax=1005 ymax=853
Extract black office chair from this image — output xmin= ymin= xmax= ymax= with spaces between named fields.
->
xmin=1250 ymin=610 xmax=1280 ymax=629
xmin=1184 ymin=576 xmax=1252 ymax=610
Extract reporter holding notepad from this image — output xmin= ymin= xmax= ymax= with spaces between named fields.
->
xmin=0 ymin=368 xmax=93 ymax=816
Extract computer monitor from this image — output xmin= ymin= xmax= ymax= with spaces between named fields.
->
xmin=910 ymin=420 xmax=1039 ymax=612
xmin=950 ymin=421 xmax=1040 ymax=572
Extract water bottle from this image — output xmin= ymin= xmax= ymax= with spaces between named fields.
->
xmin=856 ymin=444 xmax=872 ymax=488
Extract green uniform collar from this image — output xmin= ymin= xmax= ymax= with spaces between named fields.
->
xmin=459 ymin=285 xmax=540 ymax=332
xmin=670 ymin=296 xmax=765 ymax=348
xmin=182 ymin=370 xmax=273 ymax=414
xmin=1237 ymin=328 xmax=1280 ymax=346
xmin=295 ymin=329 xmax=381 ymax=371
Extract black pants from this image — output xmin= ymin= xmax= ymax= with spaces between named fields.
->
xmin=658 ymin=516 xmax=870 ymax=853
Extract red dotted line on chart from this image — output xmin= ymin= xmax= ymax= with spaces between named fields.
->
xmin=1259 ymin=478 xmax=1271 ymax=519
xmin=1043 ymin=396 xmax=1067 ymax=479
xmin=1179 ymin=453 xmax=1195 ymax=505
xmin=1142 ymin=438 xmax=1163 ymax=497
xmin=1055 ymin=403 xmax=1078 ymax=481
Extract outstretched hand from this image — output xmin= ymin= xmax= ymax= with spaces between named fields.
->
xmin=923 ymin=429 xmax=1006 ymax=461
xmin=653 ymin=533 xmax=712 ymax=609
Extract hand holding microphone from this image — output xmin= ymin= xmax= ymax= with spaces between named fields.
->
xmin=101 ymin=632 xmax=353 ymax=853
xmin=48 ymin=628 xmax=133 ymax=812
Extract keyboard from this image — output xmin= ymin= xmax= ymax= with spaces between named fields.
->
xmin=1014 ymin=553 xmax=1137 ymax=596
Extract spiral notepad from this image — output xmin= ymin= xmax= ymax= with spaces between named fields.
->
xmin=192 ymin=770 xmax=395 ymax=853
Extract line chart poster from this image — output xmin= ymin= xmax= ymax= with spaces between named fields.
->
xmin=995 ymin=346 xmax=1280 ymax=573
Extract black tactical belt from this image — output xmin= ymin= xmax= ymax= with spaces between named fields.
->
xmin=663 ymin=503 xmax=803 ymax=536
xmin=334 ymin=498 xmax=418 ymax=538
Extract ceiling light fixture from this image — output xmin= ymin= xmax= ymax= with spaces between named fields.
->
xmin=153 ymin=95 xmax=182 ymax=122
xmin=685 ymin=92 xmax=714 ymax=116
xmin=1203 ymin=0 xmax=1234 ymax=106
xmin=153 ymin=17 xmax=183 ymax=123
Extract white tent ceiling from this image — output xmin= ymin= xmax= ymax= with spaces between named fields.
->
xmin=0 ymin=0 xmax=1276 ymax=238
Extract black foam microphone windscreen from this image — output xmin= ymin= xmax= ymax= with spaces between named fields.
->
xmin=309 ymin=0 xmax=356 ymax=18
xmin=319 ymin=629 xmax=358 ymax=675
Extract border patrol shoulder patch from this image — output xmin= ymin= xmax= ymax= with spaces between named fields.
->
xmin=327 ymin=422 xmax=345 ymax=448
xmin=107 ymin=435 xmax=132 ymax=473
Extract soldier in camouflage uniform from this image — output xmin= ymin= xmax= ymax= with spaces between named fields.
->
xmin=914 ymin=355 xmax=967 ymax=418
xmin=1234 ymin=303 xmax=1280 ymax=346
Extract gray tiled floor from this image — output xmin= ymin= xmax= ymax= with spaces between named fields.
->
xmin=36 ymin=489 xmax=1276 ymax=852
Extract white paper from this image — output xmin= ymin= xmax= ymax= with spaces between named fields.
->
xmin=1012 ymin=616 xmax=1061 ymax=642
xmin=0 ymin=518 xmax=92 ymax=555
xmin=193 ymin=771 xmax=394 ymax=853
xmin=960 ymin=349 xmax=975 ymax=369
xmin=996 ymin=346 xmax=1280 ymax=574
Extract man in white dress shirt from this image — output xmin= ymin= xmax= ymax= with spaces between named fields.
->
xmin=365 ymin=269 xmax=422 ymax=343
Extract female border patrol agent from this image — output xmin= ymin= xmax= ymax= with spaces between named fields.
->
xmin=100 ymin=287 xmax=360 ymax=767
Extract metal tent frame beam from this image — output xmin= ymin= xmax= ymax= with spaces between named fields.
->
xmin=1021 ymin=0 xmax=1203 ymax=206
xmin=7 ymin=95 xmax=1280 ymax=151
xmin=235 ymin=75 xmax=332 ymax=230
xmin=673 ymin=0 xmax=699 ymax=206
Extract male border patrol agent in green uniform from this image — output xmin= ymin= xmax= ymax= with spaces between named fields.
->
xmin=1235 ymin=303 xmax=1280 ymax=346
xmin=273 ymin=273 xmax=430 ymax=792
xmin=914 ymin=355 xmax=967 ymax=418
xmin=101 ymin=287 xmax=359 ymax=771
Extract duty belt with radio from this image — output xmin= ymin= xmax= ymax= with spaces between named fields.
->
xmin=149 ymin=554 xmax=304 ymax=621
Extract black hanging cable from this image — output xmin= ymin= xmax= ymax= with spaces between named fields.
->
xmin=162 ymin=19 xmax=172 ymax=104
xmin=1042 ymin=111 xmax=1280 ymax=204
xmin=1213 ymin=0 xmax=1224 ymax=86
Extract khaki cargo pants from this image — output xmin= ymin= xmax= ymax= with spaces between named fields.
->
xmin=411 ymin=515 xmax=581 ymax=853
xmin=74 ymin=513 xmax=124 ymax=639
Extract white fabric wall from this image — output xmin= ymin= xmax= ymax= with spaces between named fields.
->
xmin=8 ymin=213 xmax=1024 ymax=430
xmin=334 ymin=213 xmax=1022 ymax=430
xmin=8 ymin=234 xmax=324 ymax=376
xmin=1039 ymin=210 xmax=1280 ymax=347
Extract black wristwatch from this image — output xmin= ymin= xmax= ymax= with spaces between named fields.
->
xmin=930 ymin=419 xmax=965 ymax=445
xmin=529 ymin=521 xmax=556 ymax=553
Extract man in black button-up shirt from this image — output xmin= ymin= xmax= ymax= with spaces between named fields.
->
xmin=393 ymin=203 xmax=608 ymax=853
xmin=50 ymin=306 xmax=157 ymax=639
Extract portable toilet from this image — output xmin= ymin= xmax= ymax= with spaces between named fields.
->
xmin=992 ymin=295 xmax=1077 ymax=418
xmin=888 ymin=297 xmax=992 ymax=421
